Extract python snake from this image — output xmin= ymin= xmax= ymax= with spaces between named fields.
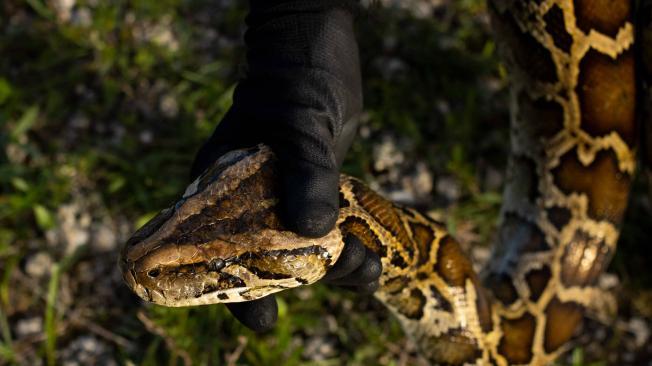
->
xmin=120 ymin=1 xmax=639 ymax=365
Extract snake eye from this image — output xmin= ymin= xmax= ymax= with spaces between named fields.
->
xmin=148 ymin=269 xmax=160 ymax=278
xmin=209 ymin=259 xmax=225 ymax=272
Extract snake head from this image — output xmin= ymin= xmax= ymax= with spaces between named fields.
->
xmin=120 ymin=145 xmax=344 ymax=307
xmin=122 ymin=242 xmax=341 ymax=306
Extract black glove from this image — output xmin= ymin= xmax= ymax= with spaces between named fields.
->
xmin=190 ymin=0 xmax=381 ymax=332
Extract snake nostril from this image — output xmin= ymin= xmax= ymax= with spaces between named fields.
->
xmin=148 ymin=269 xmax=160 ymax=278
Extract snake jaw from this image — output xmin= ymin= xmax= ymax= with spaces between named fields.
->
xmin=121 ymin=220 xmax=345 ymax=306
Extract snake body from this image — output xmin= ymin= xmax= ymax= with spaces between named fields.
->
xmin=120 ymin=1 xmax=638 ymax=365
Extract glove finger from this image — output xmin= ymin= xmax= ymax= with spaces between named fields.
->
xmin=322 ymin=234 xmax=366 ymax=281
xmin=326 ymin=247 xmax=382 ymax=286
xmin=271 ymin=122 xmax=340 ymax=238
xmin=342 ymin=280 xmax=380 ymax=295
xmin=225 ymin=295 xmax=278 ymax=332
xmin=334 ymin=117 xmax=359 ymax=167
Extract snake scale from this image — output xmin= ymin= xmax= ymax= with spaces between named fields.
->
xmin=120 ymin=1 xmax=639 ymax=365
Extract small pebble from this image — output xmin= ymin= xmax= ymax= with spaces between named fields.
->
xmin=60 ymin=335 xmax=117 ymax=366
xmin=436 ymin=176 xmax=461 ymax=202
xmin=25 ymin=252 xmax=53 ymax=279
xmin=92 ymin=222 xmax=117 ymax=252
xmin=15 ymin=317 xmax=43 ymax=338
xmin=628 ymin=317 xmax=650 ymax=348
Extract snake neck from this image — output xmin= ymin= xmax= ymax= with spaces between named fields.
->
xmin=338 ymin=176 xmax=496 ymax=364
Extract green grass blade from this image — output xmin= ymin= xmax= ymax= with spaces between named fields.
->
xmin=44 ymin=263 xmax=60 ymax=366
xmin=0 ymin=341 xmax=16 ymax=364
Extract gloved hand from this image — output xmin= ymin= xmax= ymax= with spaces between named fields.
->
xmin=190 ymin=0 xmax=382 ymax=332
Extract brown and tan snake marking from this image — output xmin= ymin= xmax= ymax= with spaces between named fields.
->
xmin=120 ymin=1 xmax=638 ymax=365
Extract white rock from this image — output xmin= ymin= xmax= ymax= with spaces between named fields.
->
xmin=25 ymin=252 xmax=54 ymax=279
xmin=58 ymin=203 xmax=91 ymax=254
xmin=598 ymin=273 xmax=620 ymax=290
xmin=373 ymin=135 xmax=404 ymax=172
xmin=628 ymin=317 xmax=650 ymax=348
xmin=436 ymin=176 xmax=461 ymax=201
xmin=159 ymin=94 xmax=179 ymax=118
xmin=92 ymin=222 xmax=117 ymax=252
xmin=15 ymin=317 xmax=43 ymax=338
xmin=52 ymin=0 xmax=76 ymax=21
xmin=139 ymin=130 xmax=153 ymax=144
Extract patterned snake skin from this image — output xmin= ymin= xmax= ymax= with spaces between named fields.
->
xmin=120 ymin=1 xmax=638 ymax=365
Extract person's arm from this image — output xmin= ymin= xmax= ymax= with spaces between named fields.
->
xmin=190 ymin=0 xmax=381 ymax=332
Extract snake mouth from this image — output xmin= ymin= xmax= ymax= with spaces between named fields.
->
xmin=127 ymin=263 xmax=250 ymax=305
xmin=127 ymin=244 xmax=338 ymax=305
xmin=127 ymin=247 xmax=334 ymax=305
